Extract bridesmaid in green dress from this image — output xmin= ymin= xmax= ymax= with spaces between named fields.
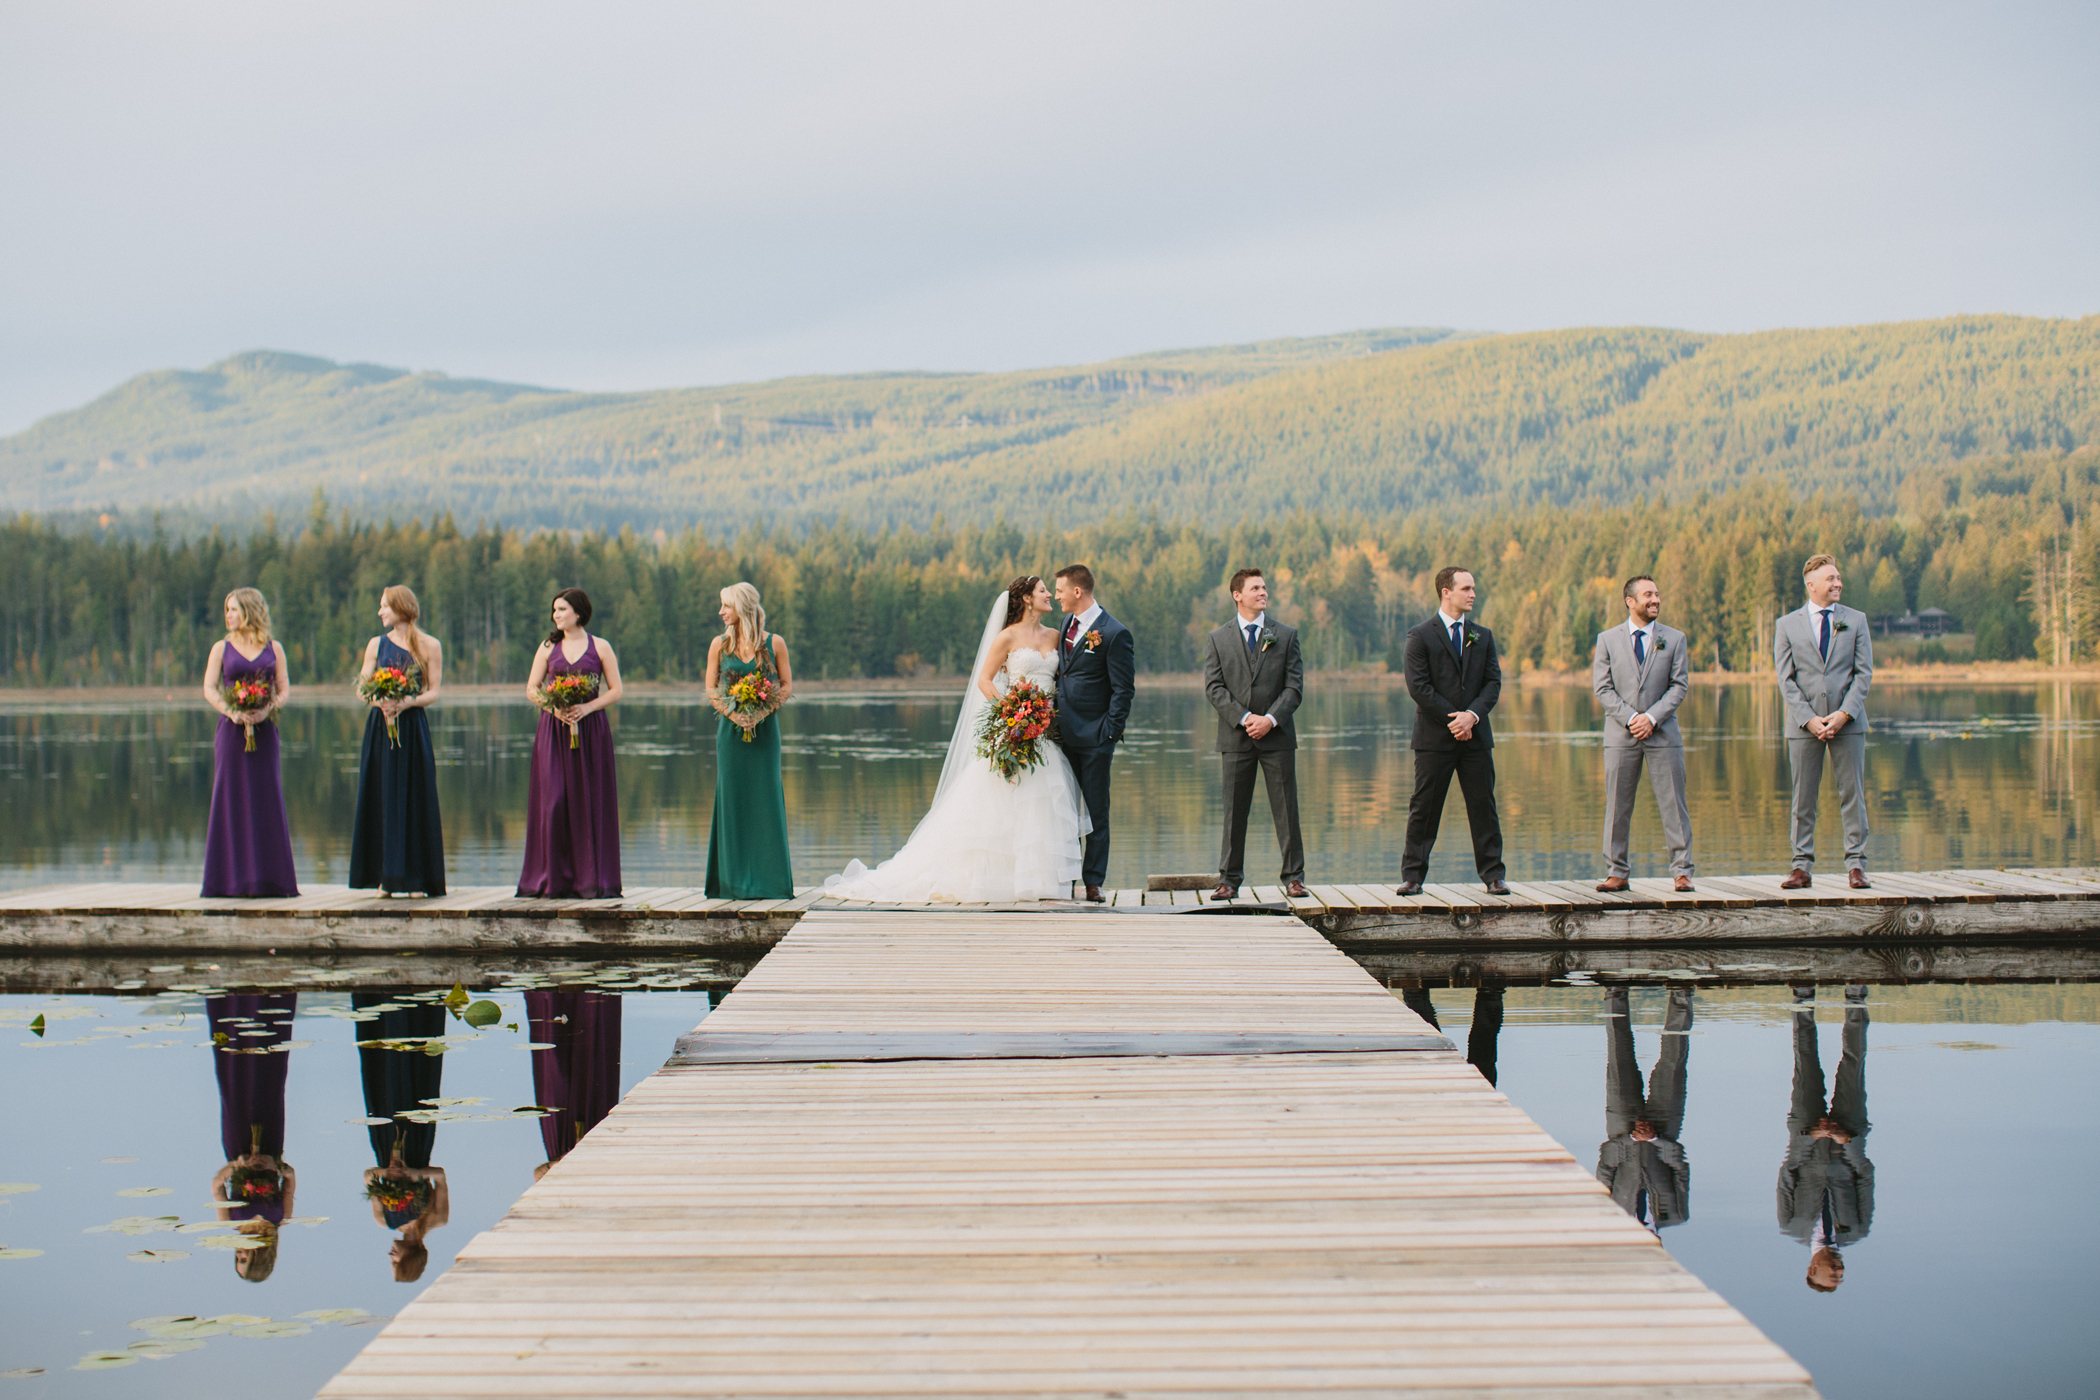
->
xmin=705 ymin=582 xmax=795 ymax=898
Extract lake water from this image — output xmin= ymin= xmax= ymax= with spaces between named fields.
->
xmin=2 ymin=682 xmax=2096 ymax=892
xmin=0 ymin=972 xmax=2094 ymax=1397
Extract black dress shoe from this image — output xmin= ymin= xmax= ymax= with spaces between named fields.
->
xmin=1395 ymin=880 xmax=1423 ymax=896
xmin=1083 ymin=885 xmax=1106 ymax=903
xmin=1484 ymin=880 xmax=1511 ymax=896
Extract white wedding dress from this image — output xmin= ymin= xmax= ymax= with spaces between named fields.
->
xmin=826 ymin=639 xmax=1091 ymax=903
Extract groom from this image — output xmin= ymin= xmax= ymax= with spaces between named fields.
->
xmin=1053 ymin=564 xmax=1135 ymax=902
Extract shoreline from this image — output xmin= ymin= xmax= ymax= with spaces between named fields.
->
xmin=5 ymin=660 xmax=2098 ymax=709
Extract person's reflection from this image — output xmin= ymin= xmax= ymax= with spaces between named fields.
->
xmin=354 ymin=993 xmax=450 ymax=1282
xmin=207 ymin=993 xmax=298 ymax=1282
xmin=1400 ymin=984 xmax=1505 ymax=1086
xmin=1778 ymin=985 xmax=1873 ymax=1292
xmin=1597 ymin=985 xmax=1691 ymax=1233
xmin=526 ymin=989 xmax=623 ymax=1181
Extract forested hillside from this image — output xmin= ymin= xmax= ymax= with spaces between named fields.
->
xmin=6 ymin=449 xmax=2092 ymax=687
xmin=5 ymin=316 xmax=2092 ymax=532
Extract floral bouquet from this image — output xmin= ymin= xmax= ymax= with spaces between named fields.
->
xmin=220 ymin=675 xmax=274 ymax=751
xmin=975 ymin=679 xmax=1057 ymax=782
xmin=724 ymin=670 xmax=782 ymax=743
xmin=535 ymin=673 xmax=599 ymax=749
xmin=226 ymin=1164 xmax=283 ymax=1208
xmin=356 ymin=663 xmax=423 ymax=747
xmin=362 ymin=1174 xmax=434 ymax=1219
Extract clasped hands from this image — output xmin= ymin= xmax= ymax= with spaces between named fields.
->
xmin=1445 ymin=709 xmax=1478 ymax=742
xmin=1626 ymin=713 xmax=1656 ymax=741
xmin=1804 ymin=711 xmax=1851 ymax=742
xmin=1240 ymin=712 xmax=1276 ymax=740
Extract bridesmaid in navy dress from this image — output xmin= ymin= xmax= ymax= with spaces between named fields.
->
xmin=200 ymin=588 xmax=299 ymax=897
xmin=349 ymin=585 xmax=447 ymax=896
xmin=517 ymin=589 xmax=625 ymax=898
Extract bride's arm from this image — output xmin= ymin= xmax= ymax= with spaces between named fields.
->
xmin=975 ymin=633 xmax=1014 ymax=704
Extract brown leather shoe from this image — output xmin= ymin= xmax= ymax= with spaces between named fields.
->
xmin=1395 ymin=880 xmax=1423 ymax=896
xmin=1595 ymin=876 xmax=1630 ymax=892
xmin=1674 ymin=875 xmax=1695 ymax=893
xmin=1780 ymin=868 xmax=1812 ymax=890
xmin=1284 ymin=880 xmax=1309 ymax=899
xmin=1083 ymin=885 xmax=1106 ymax=903
xmin=1209 ymin=883 xmax=1240 ymax=901
xmin=1484 ymin=880 xmax=1511 ymax=896
xmin=1848 ymin=868 xmax=1871 ymax=889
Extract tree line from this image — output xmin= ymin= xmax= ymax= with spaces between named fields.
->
xmin=3 ymin=450 xmax=2093 ymax=689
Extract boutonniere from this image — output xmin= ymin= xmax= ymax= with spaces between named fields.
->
xmin=1464 ymin=628 xmax=1481 ymax=648
xmin=1258 ymin=626 xmax=1277 ymax=652
xmin=1833 ymin=620 xmax=1850 ymax=633
xmin=1083 ymin=629 xmax=1104 ymax=652
xmin=1654 ymin=636 xmax=1666 ymax=651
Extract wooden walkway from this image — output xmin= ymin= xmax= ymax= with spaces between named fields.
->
xmin=319 ymin=908 xmax=1818 ymax=1399
xmin=3 ymin=866 xmax=2096 ymax=952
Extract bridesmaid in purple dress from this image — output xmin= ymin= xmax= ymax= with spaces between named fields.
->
xmin=200 ymin=588 xmax=299 ymax=897
xmin=517 ymin=589 xmax=625 ymax=898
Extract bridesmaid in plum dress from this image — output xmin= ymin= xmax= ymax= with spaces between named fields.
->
xmin=516 ymin=589 xmax=625 ymax=898
xmin=200 ymin=588 xmax=299 ymax=897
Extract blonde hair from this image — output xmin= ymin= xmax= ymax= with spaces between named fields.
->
xmin=1803 ymin=553 xmax=1839 ymax=578
xmin=721 ymin=582 xmax=766 ymax=655
xmin=381 ymin=584 xmax=428 ymax=674
xmin=225 ymin=588 xmax=272 ymax=646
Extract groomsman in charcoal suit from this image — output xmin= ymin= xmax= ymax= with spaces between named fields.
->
xmin=1592 ymin=575 xmax=1695 ymax=892
xmin=1201 ymin=568 xmax=1308 ymax=901
xmin=1398 ymin=567 xmax=1509 ymax=896
xmin=1774 ymin=554 xmax=1874 ymax=889
xmin=1053 ymin=564 xmax=1135 ymax=903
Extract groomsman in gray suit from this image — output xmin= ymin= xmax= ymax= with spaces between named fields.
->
xmin=1202 ymin=568 xmax=1307 ymax=900
xmin=1592 ymin=576 xmax=1694 ymax=892
xmin=1774 ymin=554 xmax=1874 ymax=889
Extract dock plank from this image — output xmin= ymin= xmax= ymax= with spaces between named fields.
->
xmin=319 ymin=908 xmax=1818 ymax=1400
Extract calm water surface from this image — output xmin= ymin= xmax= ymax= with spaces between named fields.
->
xmin=0 ymin=975 xmax=2093 ymax=1397
xmin=2 ymin=683 xmax=2095 ymax=891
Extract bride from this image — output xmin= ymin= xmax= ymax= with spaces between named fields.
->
xmin=826 ymin=575 xmax=1090 ymax=902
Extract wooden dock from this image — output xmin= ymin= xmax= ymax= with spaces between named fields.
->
xmin=319 ymin=908 xmax=1818 ymax=1400
xmin=2 ymin=866 xmax=2096 ymax=953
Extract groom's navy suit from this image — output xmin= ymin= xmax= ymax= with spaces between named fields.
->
xmin=1055 ymin=609 xmax=1135 ymax=888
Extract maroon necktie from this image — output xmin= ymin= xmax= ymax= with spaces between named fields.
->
xmin=1062 ymin=616 xmax=1079 ymax=657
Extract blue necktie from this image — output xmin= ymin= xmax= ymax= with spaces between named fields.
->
xmin=1245 ymin=623 xmax=1259 ymax=655
xmin=1633 ymin=629 xmax=1646 ymax=666
xmin=1450 ymin=621 xmax=1464 ymax=659
xmin=1818 ymin=609 xmax=1831 ymax=660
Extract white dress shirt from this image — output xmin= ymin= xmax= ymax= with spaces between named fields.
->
xmin=1626 ymin=616 xmax=1658 ymax=727
xmin=1062 ymin=601 xmax=1103 ymax=653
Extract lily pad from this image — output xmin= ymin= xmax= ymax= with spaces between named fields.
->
xmin=420 ymin=1096 xmax=484 ymax=1107
xmin=116 ymin=1186 xmax=173 ymax=1197
xmin=212 ymin=1314 xmax=269 ymax=1325
xmin=348 ymin=1116 xmax=395 ymax=1126
xmin=0 ymin=1367 xmax=48 ymax=1377
xmin=175 ymin=1222 xmax=241 ymax=1234
xmin=295 ymin=1308 xmax=370 ymax=1324
xmin=127 ymin=1338 xmax=205 ymax=1356
xmin=281 ymin=1216 xmax=330 ymax=1227
xmin=232 ymin=1320 xmax=310 ymax=1339
xmin=87 ymin=1215 xmax=181 ymax=1235
xmin=124 ymin=1249 xmax=189 ymax=1262
xmin=27 ymin=1015 xmax=43 ymax=1037
xmin=72 ymin=1351 xmax=138 ymax=1370
xmin=463 ymin=1000 xmax=503 ymax=1027
xmin=0 ymin=1184 xmax=39 ymax=1196
xmin=196 ymin=1231 xmax=268 ymax=1250
xmin=0 ymin=1247 xmax=46 ymax=1260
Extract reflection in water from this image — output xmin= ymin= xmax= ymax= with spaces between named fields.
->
xmin=354 ymin=995 xmax=451 ymax=1282
xmin=207 ymin=992 xmax=298 ymax=1281
xmin=1401 ymin=985 xmax=1504 ymax=1085
xmin=528 ymin=989 xmax=623 ymax=1173
xmin=1598 ymin=987 xmax=1692 ymax=1233
xmin=1781 ymin=988 xmax=1874 ymax=1292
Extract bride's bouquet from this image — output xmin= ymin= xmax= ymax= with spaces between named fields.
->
xmin=356 ymin=662 xmax=422 ymax=747
xmin=976 ymin=679 xmax=1057 ymax=782
xmin=534 ymin=673 xmax=599 ymax=749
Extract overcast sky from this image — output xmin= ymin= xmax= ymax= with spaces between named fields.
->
xmin=3 ymin=2 xmax=2095 ymax=433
